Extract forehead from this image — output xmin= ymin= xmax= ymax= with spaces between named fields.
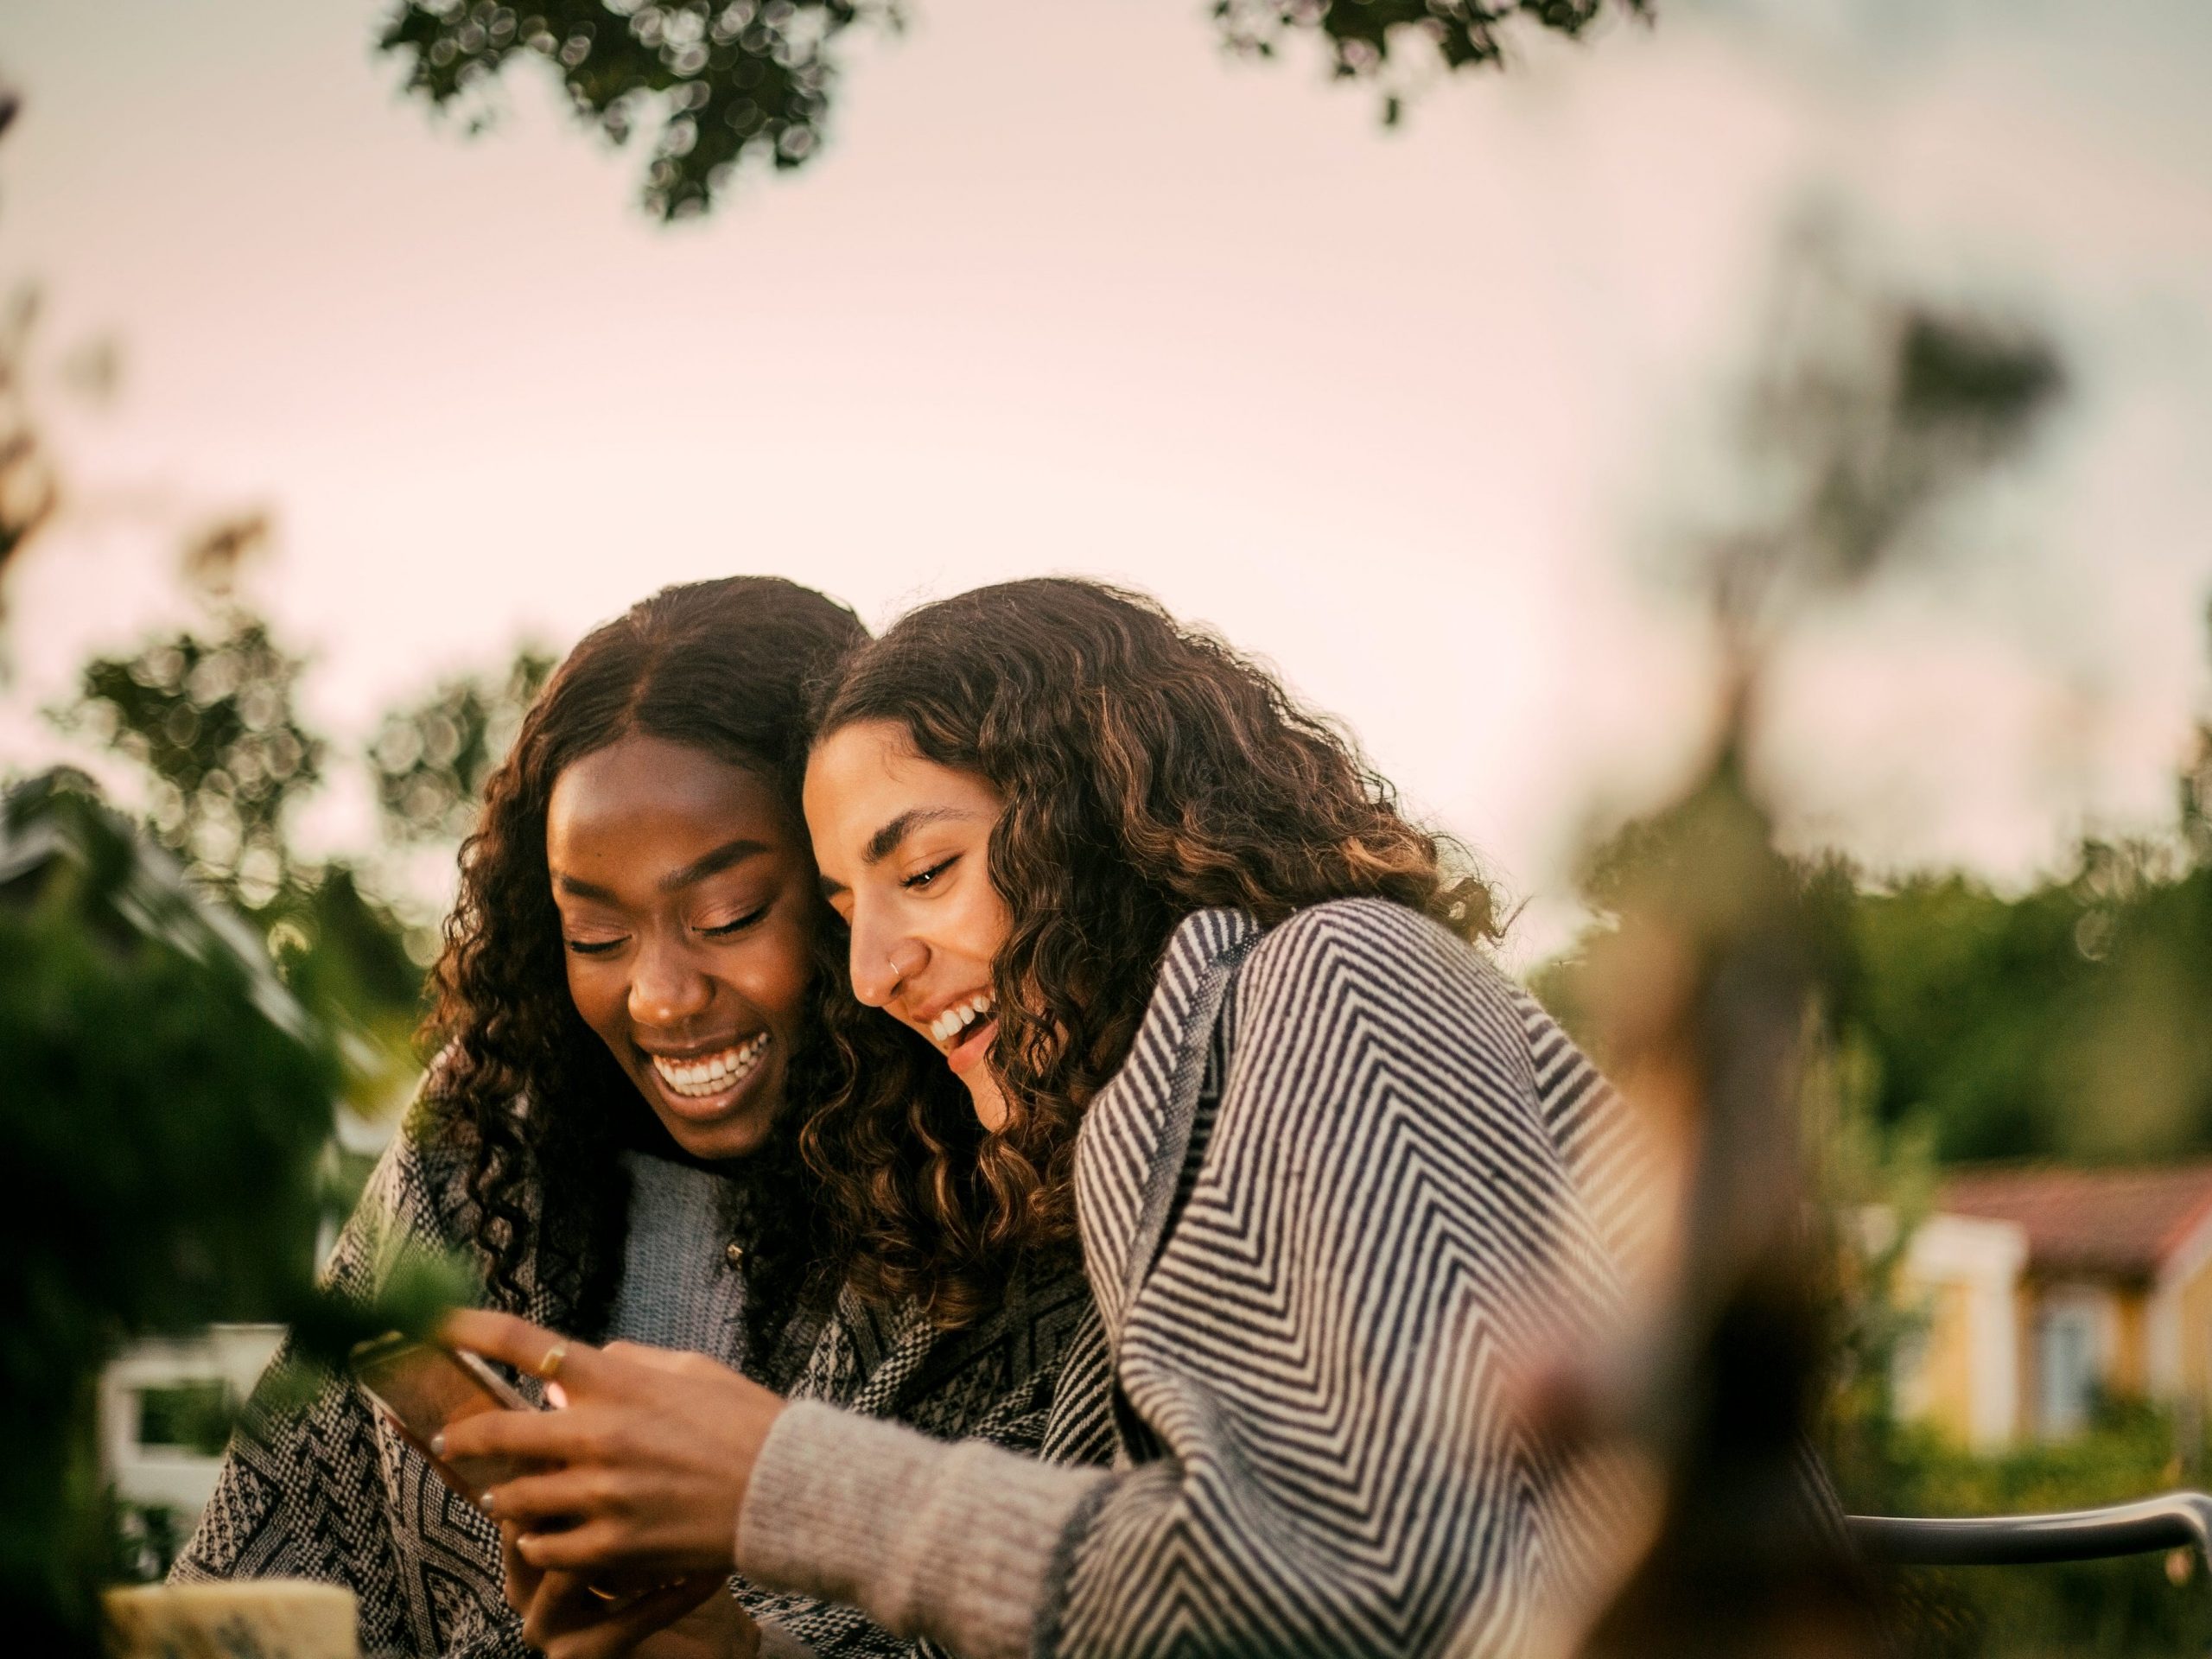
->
xmin=804 ymin=722 xmax=999 ymax=836
xmin=548 ymin=734 xmax=791 ymax=863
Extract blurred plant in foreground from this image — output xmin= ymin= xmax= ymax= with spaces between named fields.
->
xmin=0 ymin=777 xmax=468 ymax=1656
xmin=1548 ymin=227 xmax=2068 ymax=1659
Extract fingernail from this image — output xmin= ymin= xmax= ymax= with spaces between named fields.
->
xmin=429 ymin=1433 xmax=446 ymax=1457
xmin=479 ymin=1491 xmax=496 ymax=1516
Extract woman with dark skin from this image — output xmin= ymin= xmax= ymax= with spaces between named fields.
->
xmin=177 ymin=578 xmax=1100 ymax=1659
xmin=444 ymin=579 xmax=1649 ymax=1659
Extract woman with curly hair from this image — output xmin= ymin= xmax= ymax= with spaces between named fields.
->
xmin=444 ymin=577 xmax=1652 ymax=1659
xmin=174 ymin=577 xmax=1099 ymax=1659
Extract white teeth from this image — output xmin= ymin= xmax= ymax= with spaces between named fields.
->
xmin=649 ymin=1033 xmax=770 ymax=1099
xmin=927 ymin=992 xmax=995 ymax=1048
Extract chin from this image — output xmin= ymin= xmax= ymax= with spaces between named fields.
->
xmin=659 ymin=1103 xmax=781 ymax=1163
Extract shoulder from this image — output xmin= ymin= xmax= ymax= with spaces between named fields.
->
xmin=1239 ymin=897 xmax=1522 ymax=1039
xmin=1251 ymin=893 xmax=1467 ymax=957
xmin=339 ymin=1090 xmax=493 ymax=1260
xmin=1215 ymin=899 xmax=1539 ymax=1126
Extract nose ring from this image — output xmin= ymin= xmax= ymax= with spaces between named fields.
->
xmin=886 ymin=939 xmax=926 ymax=981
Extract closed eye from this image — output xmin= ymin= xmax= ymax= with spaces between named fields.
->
xmin=565 ymin=937 xmax=626 ymax=957
xmin=901 ymin=856 xmax=957 ymax=892
xmin=702 ymin=904 xmax=772 ymax=938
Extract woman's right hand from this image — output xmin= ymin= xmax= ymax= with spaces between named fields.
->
xmin=500 ymin=1524 xmax=760 ymax=1659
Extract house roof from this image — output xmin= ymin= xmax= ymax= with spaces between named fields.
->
xmin=1939 ymin=1163 xmax=2212 ymax=1279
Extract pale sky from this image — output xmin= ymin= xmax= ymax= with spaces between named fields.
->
xmin=4 ymin=0 xmax=2209 ymax=963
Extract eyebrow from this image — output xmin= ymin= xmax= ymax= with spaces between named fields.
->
xmin=818 ymin=807 xmax=983 ymax=899
xmin=866 ymin=807 xmax=982 ymax=866
xmin=553 ymin=837 xmax=772 ymax=905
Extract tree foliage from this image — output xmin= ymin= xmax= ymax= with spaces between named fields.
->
xmin=1535 ymin=729 xmax=2212 ymax=1171
xmin=0 ymin=777 xmax=340 ymax=1655
xmin=66 ymin=602 xmax=322 ymax=908
xmin=53 ymin=548 xmax=434 ymax=1109
xmin=370 ymin=645 xmax=555 ymax=844
xmin=1847 ymin=817 xmax=2212 ymax=1164
xmin=1217 ymin=0 xmax=1646 ymax=122
xmin=380 ymin=0 xmax=877 ymax=219
xmin=377 ymin=0 xmax=1650 ymax=219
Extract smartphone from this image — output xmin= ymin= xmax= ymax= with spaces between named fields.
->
xmin=350 ymin=1334 xmax=545 ymax=1503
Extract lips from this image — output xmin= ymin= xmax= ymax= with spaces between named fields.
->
xmin=944 ymin=1014 xmax=998 ymax=1077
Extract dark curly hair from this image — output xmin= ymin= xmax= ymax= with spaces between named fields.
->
xmin=419 ymin=576 xmax=869 ymax=1372
xmin=804 ymin=578 xmax=1495 ymax=1326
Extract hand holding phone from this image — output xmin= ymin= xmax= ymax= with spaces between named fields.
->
xmin=351 ymin=1334 xmax=546 ymax=1503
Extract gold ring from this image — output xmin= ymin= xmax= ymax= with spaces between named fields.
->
xmin=538 ymin=1342 xmax=569 ymax=1381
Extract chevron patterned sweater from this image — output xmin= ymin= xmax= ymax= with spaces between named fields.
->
xmin=738 ymin=899 xmax=1646 ymax=1659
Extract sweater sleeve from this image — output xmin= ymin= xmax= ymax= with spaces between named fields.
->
xmin=737 ymin=902 xmax=1638 ymax=1659
xmin=737 ymin=1404 xmax=1107 ymax=1659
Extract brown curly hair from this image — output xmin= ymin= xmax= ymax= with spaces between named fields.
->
xmin=418 ymin=576 xmax=871 ymax=1369
xmin=805 ymin=578 xmax=1496 ymax=1326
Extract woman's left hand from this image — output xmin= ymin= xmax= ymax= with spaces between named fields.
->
xmin=437 ymin=1309 xmax=786 ymax=1579
xmin=500 ymin=1524 xmax=758 ymax=1659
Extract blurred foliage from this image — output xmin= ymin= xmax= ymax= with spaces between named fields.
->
xmin=1217 ymin=0 xmax=1647 ymax=124
xmin=371 ymin=645 xmax=554 ymax=843
xmin=0 ymin=94 xmax=507 ymax=1632
xmin=376 ymin=0 xmax=1648 ymax=217
xmin=1567 ymin=240 xmax=2081 ymax=1658
xmin=51 ymin=552 xmax=433 ymax=1113
xmin=1543 ymin=238 xmax=2212 ymax=1657
xmin=0 ymin=90 xmax=120 ymax=635
xmin=65 ymin=593 xmax=322 ymax=906
xmin=0 ymin=775 xmax=340 ymax=1656
xmin=1849 ymin=828 xmax=2212 ymax=1164
xmin=1569 ymin=750 xmax=1890 ymax=1658
xmin=0 ymin=285 xmax=58 ymax=619
xmin=379 ymin=0 xmax=880 ymax=219
xmin=1536 ymin=658 xmax=2212 ymax=1656
xmin=1537 ymin=740 xmax=2212 ymax=1167
xmin=0 ymin=774 xmax=482 ymax=1643
xmin=1698 ymin=225 xmax=2068 ymax=636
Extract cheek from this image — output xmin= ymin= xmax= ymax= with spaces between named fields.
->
xmin=727 ymin=913 xmax=818 ymax=1024
xmin=563 ymin=956 xmax=629 ymax=1044
xmin=959 ymin=875 xmax=1014 ymax=961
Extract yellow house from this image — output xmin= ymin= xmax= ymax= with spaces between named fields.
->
xmin=1893 ymin=1164 xmax=2212 ymax=1449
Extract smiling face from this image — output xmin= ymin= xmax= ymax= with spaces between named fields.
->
xmin=803 ymin=719 xmax=1014 ymax=1131
xmin=547 ymin=732 xmax=817 ymax=1161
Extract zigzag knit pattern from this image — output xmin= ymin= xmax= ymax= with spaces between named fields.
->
xmin=1050 ymin=899 xmax=1647 ymax=1659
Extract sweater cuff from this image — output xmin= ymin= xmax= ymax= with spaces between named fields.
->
xmin=735 ymin=1401 xmax=1109 ymax=1659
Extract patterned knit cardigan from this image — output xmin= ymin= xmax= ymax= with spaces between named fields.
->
xmin=171 ymin=1121 xmax=1105 ymax=1659
xmin=737 ymin=899 xmax=1648 ymax=1659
